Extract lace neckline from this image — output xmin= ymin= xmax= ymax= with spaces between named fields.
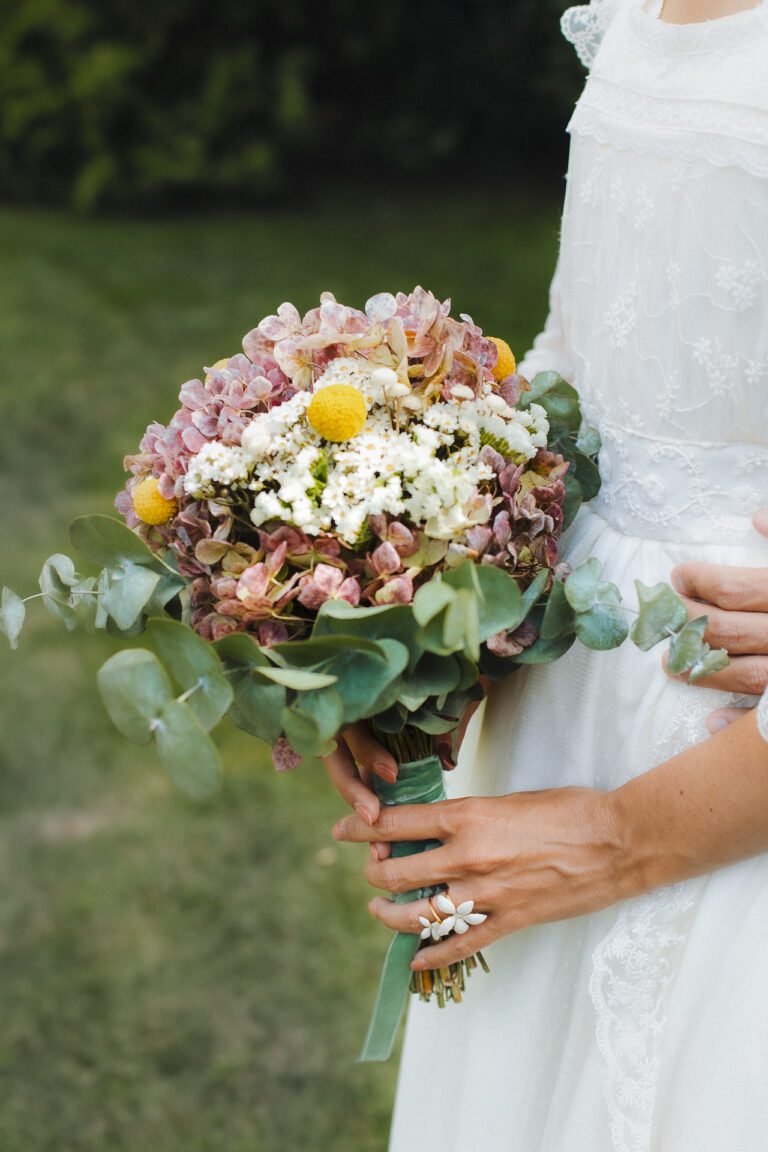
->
xmin=632 ymin=0 xmax=768 ymax=48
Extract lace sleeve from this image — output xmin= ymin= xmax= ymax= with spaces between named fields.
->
xmin=561 ymin=0 xmax=623 ymax=69
xmin=517 ymin=259 xmax=576 ymax=384
xmin=758 ymin=689 xmax=768 ymax=744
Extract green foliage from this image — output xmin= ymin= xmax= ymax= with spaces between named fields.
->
xmin=631 ymin=581 xmax=689 ymax=651
xmin=0 ymin=0 xmax=581 ymax=210
xmin=0 ymin=586 xmax=25 ymax=649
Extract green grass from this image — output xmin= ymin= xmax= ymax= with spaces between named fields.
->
xmin=0 ymin=191 xmax=559 ymax=1151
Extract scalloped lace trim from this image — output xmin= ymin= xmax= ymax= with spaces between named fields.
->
xmin=569 ymin=78 xmax=768 ymax=177
xmin=561 ymin=1 xmax=622 ymax=68
xmin=589 ymin=695 xmax=713 ymax=1152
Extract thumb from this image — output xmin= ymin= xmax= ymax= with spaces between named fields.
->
xmin=752 ymin=508 xmax=768 ymax=538
xmin=706 ymin=706 xmax=752 ymax=735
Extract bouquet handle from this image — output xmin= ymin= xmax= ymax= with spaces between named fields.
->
xmin=358 ymin=753 xmax=446 ymax=1062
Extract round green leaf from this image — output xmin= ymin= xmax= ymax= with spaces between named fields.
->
xmin=631 ymin=581 xmax=689 ymax=651
xmin=0 ymin=587 xmax=26 ymax=650
xmin=564 ymin=558 xmax=602 ymax=613
xmin=575 ymin=602 xmax=629 ymax=650
xmin=97 ymin=649 xmax=174 ymax=744
xmin=146 ymin=618 xmax=233 ymax=731
xmin=667 ymin=616 xmax=708 ymax=676
xmin=70 ymin=514 xmax=172 ymax=573
xmin=213 ymin=634 xmax=285 ymax=743
xmin=154 ymin=700 xmax=222 ymax=799
xmin=102 ymin=562 xmax=162 ymax=631
xmin=540 ymin=578 xmax=576 ymax=640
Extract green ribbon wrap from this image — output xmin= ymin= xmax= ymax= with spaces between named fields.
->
xmin=358 ymin=753 xmax=446 ymax=1063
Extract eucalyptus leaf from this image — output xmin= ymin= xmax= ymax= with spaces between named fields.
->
xmin=575 ymin=425 xmax=602 ymax=457
xmin=412 ymin=580 xmax=456 ymax=627
xmin=0 ymin=587 xmax=26 ymax=650
xmin=280 ymin=706 xmax=323 ymax=758
xmin=213 ymin=633 xmax=284 ymax=743
xmin=71 ymin=576 xmax=99 ymax=632
xmin=444 ymin=562 xmax=524 ymax=640
xmin=407 ymin=706 xmax=459 ymax=735
xmin=511 ymin=632 xmax=576 ymax=664
xmin=70 ymin=514 xmax=171 ymax=573
xmin=97 ymin=649 xmax=174 ymax=744
xmin=631 ymin=581 xmax=688 ymax=651
xmin=564 ymin=558 xmax=602 ymax=613
xmin=154 ymin=700 xmax=222 ymax=799
xmin=313 ymin=601 xmax=423 ymax=670
xmin=144 ymin=572 xmax=187 ymax=617
xmin=257 ymin=666 xmax=339 ymax=690
xmin=575 ymin=597 xmax=629 ymax=651
xmin=540 ymin=577 xmax=576 ymax=640
xmin=284 ymin=688 xmax=344 ymax=753
xmin=561 ymin=473 xmax=583 ymax=531
xmin=520 ymin=569 xmax=549 ymax=619
xmin=269 ymin=634 xmax=382 ymax=668
xmin=39 ymin=554 xmax=81 ymax=631
xmin=570 ymin=452 xmax=601 ymax=502
xmin=688 ymin=647 xmax=730 ymax=683
xmin=102 ymin=562 xmax=162 ymax=631
xmin=443 ymin=588 xmax=480 ymax=661
xmin=146 ymin=618 xmax=233 ymax=730
xmin=667 ymin=616 xmax=709 ymax=676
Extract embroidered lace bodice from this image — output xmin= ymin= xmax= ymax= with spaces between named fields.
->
xmin=521 ymin=0 xmax=768 ymax=551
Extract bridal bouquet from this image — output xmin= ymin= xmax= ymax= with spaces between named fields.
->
xmin=1 ymin=287 xmax=726 ymax=1060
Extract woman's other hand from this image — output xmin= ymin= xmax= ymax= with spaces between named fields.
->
xmin=667 ymin=508 xmax=768 ymax=732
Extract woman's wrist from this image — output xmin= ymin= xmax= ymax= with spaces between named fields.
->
xmin=602 ymin=783 xmax=685 ymax=901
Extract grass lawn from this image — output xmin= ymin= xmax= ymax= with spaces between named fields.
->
xmin=0 ymin=190 xmax=560 ymax=1151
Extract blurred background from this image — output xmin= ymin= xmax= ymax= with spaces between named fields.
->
xmin=0 ymin=2 xmax=583 ymax=1149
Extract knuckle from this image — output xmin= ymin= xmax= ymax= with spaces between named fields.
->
xmin=741 ymin=660 xmax=768 ymax=696
xmin=715 ymin=578 xmax=748 ymax=611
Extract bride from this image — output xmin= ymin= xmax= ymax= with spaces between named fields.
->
xmin=326 ymin=1 xmax=768 ymax=1148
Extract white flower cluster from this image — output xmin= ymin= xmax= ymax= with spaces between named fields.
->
xmin=182 ymin=354 xmax=550 ymax=548
xmin=183 ymin=441 xmax=253 ymax=498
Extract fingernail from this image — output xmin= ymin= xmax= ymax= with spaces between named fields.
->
xmin=375 ymin=760 xmax=398 ymax=783
xmin=355 ymin=803 xmax=373 ymax=826
xmin=368 ymin=899 xmax=379 ymax=917
xmin=707 ymin=717 xmax=728 ymax=734
xmin=410 ymin=957 xmax=425 ymax=971
xmin=332 ymin=820 xmax=345 ymax=840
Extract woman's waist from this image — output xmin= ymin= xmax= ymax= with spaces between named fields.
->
xmin=586 ymin=423 xmax=768 ymax=547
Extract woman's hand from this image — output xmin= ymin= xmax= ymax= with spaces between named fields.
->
xmin=331 ymin=786 xmax=635 ymax=971
xmin=322 ymin=688 xmax=488 ymax=843
xmin=667 ymin=509 xmax=768 ymax=732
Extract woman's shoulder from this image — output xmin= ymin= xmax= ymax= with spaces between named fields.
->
xmin=561 ymin=0 xmax=627 ymax=69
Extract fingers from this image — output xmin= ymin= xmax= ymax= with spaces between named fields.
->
xmin=753 ymin=509 xmax=768 ymax=538
xmin=333 ymin=799 xmax=460 ymax=846
xmin=368 ymin=889 xmax=486 ymax=936
xmin=363 ymin=844 xmax=453 ymax=895
xmin=671 ymin=562 xmax=768 ymax=613
xmin=706 ymin=706 xmax=753 ymax=735
xmin=664 ymin=651 xmax=768 ymax=697
xmin=322 ymin=738 xmax=380 ymax=826
xmin=410 ymin=920 xmax=498 ymax=971
xmin=675 ymin=597 xmax=768 ymax=655
xmin=343 ymin=723 xmax=399 ymax=784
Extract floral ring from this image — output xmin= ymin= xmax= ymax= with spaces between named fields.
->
xmin=418 ymin=892 xmax=488 ymax=942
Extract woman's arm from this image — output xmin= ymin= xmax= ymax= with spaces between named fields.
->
xmin=332 ymin=705 xmax=768 ymax=972
xmin=614 ymin=701 xmax=768 ymax=893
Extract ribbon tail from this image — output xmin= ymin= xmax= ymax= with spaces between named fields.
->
xmin=358 ymin=930 xmax=420 ymax=1063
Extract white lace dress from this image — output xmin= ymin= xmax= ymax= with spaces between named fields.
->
xmin=389 ymin=3 xmax=768 ymax=1150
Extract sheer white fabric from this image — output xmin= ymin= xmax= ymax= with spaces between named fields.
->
xmin=390 ymin=3 xmax=768 ymax=1150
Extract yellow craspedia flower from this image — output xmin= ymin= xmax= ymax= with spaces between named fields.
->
xmin=132 ymin=476 xmax=178 ymax=525
xmin=489 ymin=337 xmax=516 ymax=382
xmin=307 ymin=384 xmax=367 ymax=442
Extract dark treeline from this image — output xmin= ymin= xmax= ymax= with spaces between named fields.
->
xmin=0 ymin=0 xmax=584 ymax=211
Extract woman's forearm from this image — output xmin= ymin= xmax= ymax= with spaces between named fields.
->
xmin=612 ymin=708 xmax=768 ymax=897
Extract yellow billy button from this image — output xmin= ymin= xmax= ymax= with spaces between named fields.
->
xmin=307 ymin=384 xmax=367 ymax=442
xmin=132 ymin=476 xmax=178 ymax=525
xmin=489 ymin=336 xmax=516 ymax=382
